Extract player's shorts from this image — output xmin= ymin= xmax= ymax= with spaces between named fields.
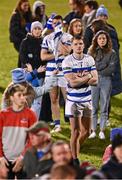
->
xmin=65 ymin=99 xmax=92 ymax=118
xmin=45 ymin=76 xmax=67 ymax=88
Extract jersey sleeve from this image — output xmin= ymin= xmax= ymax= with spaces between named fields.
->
xmin=87 ymin=55 xmax=96 ymax=71
xmin=62 ymin=56 xmax=73 ymax=75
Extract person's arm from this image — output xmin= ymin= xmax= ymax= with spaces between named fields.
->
xmin=34 ymin=74 xmax=57 ymax=97
xmin=0 ymin=113 xmax=9 ymax=169
xmin=100 ymin=51 xmax=117 ymax=76
xmin=64 ymin=72 xmax=93 ymax=88
xmin=87 ymin=69 xmax=98 ymax=85
xmin=19 ymin=39 xmax=28 ymax=67
xmin=41 ymin=36 xmax=55 ymax=61
xmin=41 ymin=48 xmax=55 ymax=61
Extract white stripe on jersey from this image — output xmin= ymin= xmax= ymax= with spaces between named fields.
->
xmin=62 ymin=54 xmax=96 ymax=102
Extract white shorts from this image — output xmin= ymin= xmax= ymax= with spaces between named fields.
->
xmin=45 ymin=76 xmax=67 ymax=88
xmin=65 ymin=99 xmax=92 ymax=118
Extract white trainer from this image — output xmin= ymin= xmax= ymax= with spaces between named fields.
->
xmin=50 ymin=122 xmax=55 ymax=126
xmin=51 ymin=126 xmax=61 ymax=133
xmin=88 ymin=132 xmax=96 ymax=139
xmin=99 ymin=131 xmax=105 ymax=140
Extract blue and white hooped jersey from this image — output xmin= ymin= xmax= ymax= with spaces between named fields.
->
xmin=41 ymin=32 xmax=72 ymax=77
xmin=62 ymin=54 xmax=96 ymax=103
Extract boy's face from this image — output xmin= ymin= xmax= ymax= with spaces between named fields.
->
xmin=10 ymin=91 xmax=26 ymax=109
xmin=52 ymin=18 xmax=63 ymax=29
xmin=113 ymin=145 xmax=122 ymax=163
xmin=52 ymin=144 xmax=72 ymax=164
xmin=72 ymin=39 xmax=84 ymax=54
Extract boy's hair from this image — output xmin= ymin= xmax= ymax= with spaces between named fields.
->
xmin=8 ymin=84 xmax=25 ymax=96
xmin=53 ymin=15 xmax=63 ymax=21
xmin=51 ymin=140 xmax=70 ymax=153
xmin=112 ymin=134 xmax=122 ymax=151
xmin=50 ymin=164 xmax=76 ymax=179
xmin=85 ymin=0 xmax=99 ymax=10
xmin=72 ymin=34 xmax=83 ymax=42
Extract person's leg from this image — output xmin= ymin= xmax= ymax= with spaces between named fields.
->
xmin=91 ymin=85 xmax=100 ymax=131
xmin=65 ymin=100 xmax=79 ymax=159
xmin=78 ymin=102 xmax=91 ymax=146
xmin=79 ymin=116 xmax=91 ymax=146
xmin=31 ymin=78 xmax=44 ymax=120
xmin=60 ymin=86 xmax=69 ymax=122
xmin=70 ymin=117 xmax=79 ymax=159
xmin=99 ymin=77 xmax=112 ymax=133
xmin=50 ymin=86 xmax=61 ymax=132
xmin=39 ymin=93 xmax=53 ymax=122
xmin=89 ymin=85 xmax=100 ymax=138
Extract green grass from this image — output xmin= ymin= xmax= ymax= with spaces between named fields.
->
xmin=0 ymin=0 xmax=122 ymax=168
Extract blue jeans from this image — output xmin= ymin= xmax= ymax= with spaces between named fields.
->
xmin=91 ymin=76 xmax=112 ymax=130
xmin=31 ymin=78 xmax=44 ymax=120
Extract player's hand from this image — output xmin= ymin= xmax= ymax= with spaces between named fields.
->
xmin=12 ymin=156 xmax=23 ymax=173
xmin=0 ymin=157 xmax=9 ymax=168
xmin=82 ymin=70 xmax=89 ymax=76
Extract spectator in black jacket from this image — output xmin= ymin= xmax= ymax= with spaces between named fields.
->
xmin=23 ymin=121 xmax=53 ymax=179
xmin=19 ymin=21 xmax=52 ymax=121
xmin=9 ymin=0 xmax=32 ymax=54
xmin=64 ymin=0 xmax=85 ymax=31
xmin=32 ymin=1 xmax=48 ymax=28
xmin=19 ymin=21 xmax=45 ymax=75
xmin=101 ymin=134 xmax=122 ymax=179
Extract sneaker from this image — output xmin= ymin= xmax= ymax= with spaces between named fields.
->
xmin=88 ymin=132 xmax=96 ymax=139
xmin=50 ymin=122 xmax=55 ymax=126
xmin=51 ymin=126 xmax=61 ymax=133
xmin=99 ymin=131 xmax=105 ymax=140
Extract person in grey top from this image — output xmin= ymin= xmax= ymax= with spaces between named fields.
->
xmin=88 ymin=30 xmax=117 ymax=140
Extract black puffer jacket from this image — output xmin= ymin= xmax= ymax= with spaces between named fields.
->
xmin=101 ymin=155 xmax=122 ymax=179
xmin=9 ymin=9 xmax=32 ymax=51
xmin=19 ymin=34 xmax=46 ymax=78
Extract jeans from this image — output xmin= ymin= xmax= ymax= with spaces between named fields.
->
xmin=31 ymin=78 xmax=44 ymax=120
xmin=91 ymin=76 xmax=112 ymax=130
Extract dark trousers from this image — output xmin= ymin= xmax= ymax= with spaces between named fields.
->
xmin=7 ymin=161 xmax=26 ymax=179
xmin=39 ymin=93 xmax=53 ymax=122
